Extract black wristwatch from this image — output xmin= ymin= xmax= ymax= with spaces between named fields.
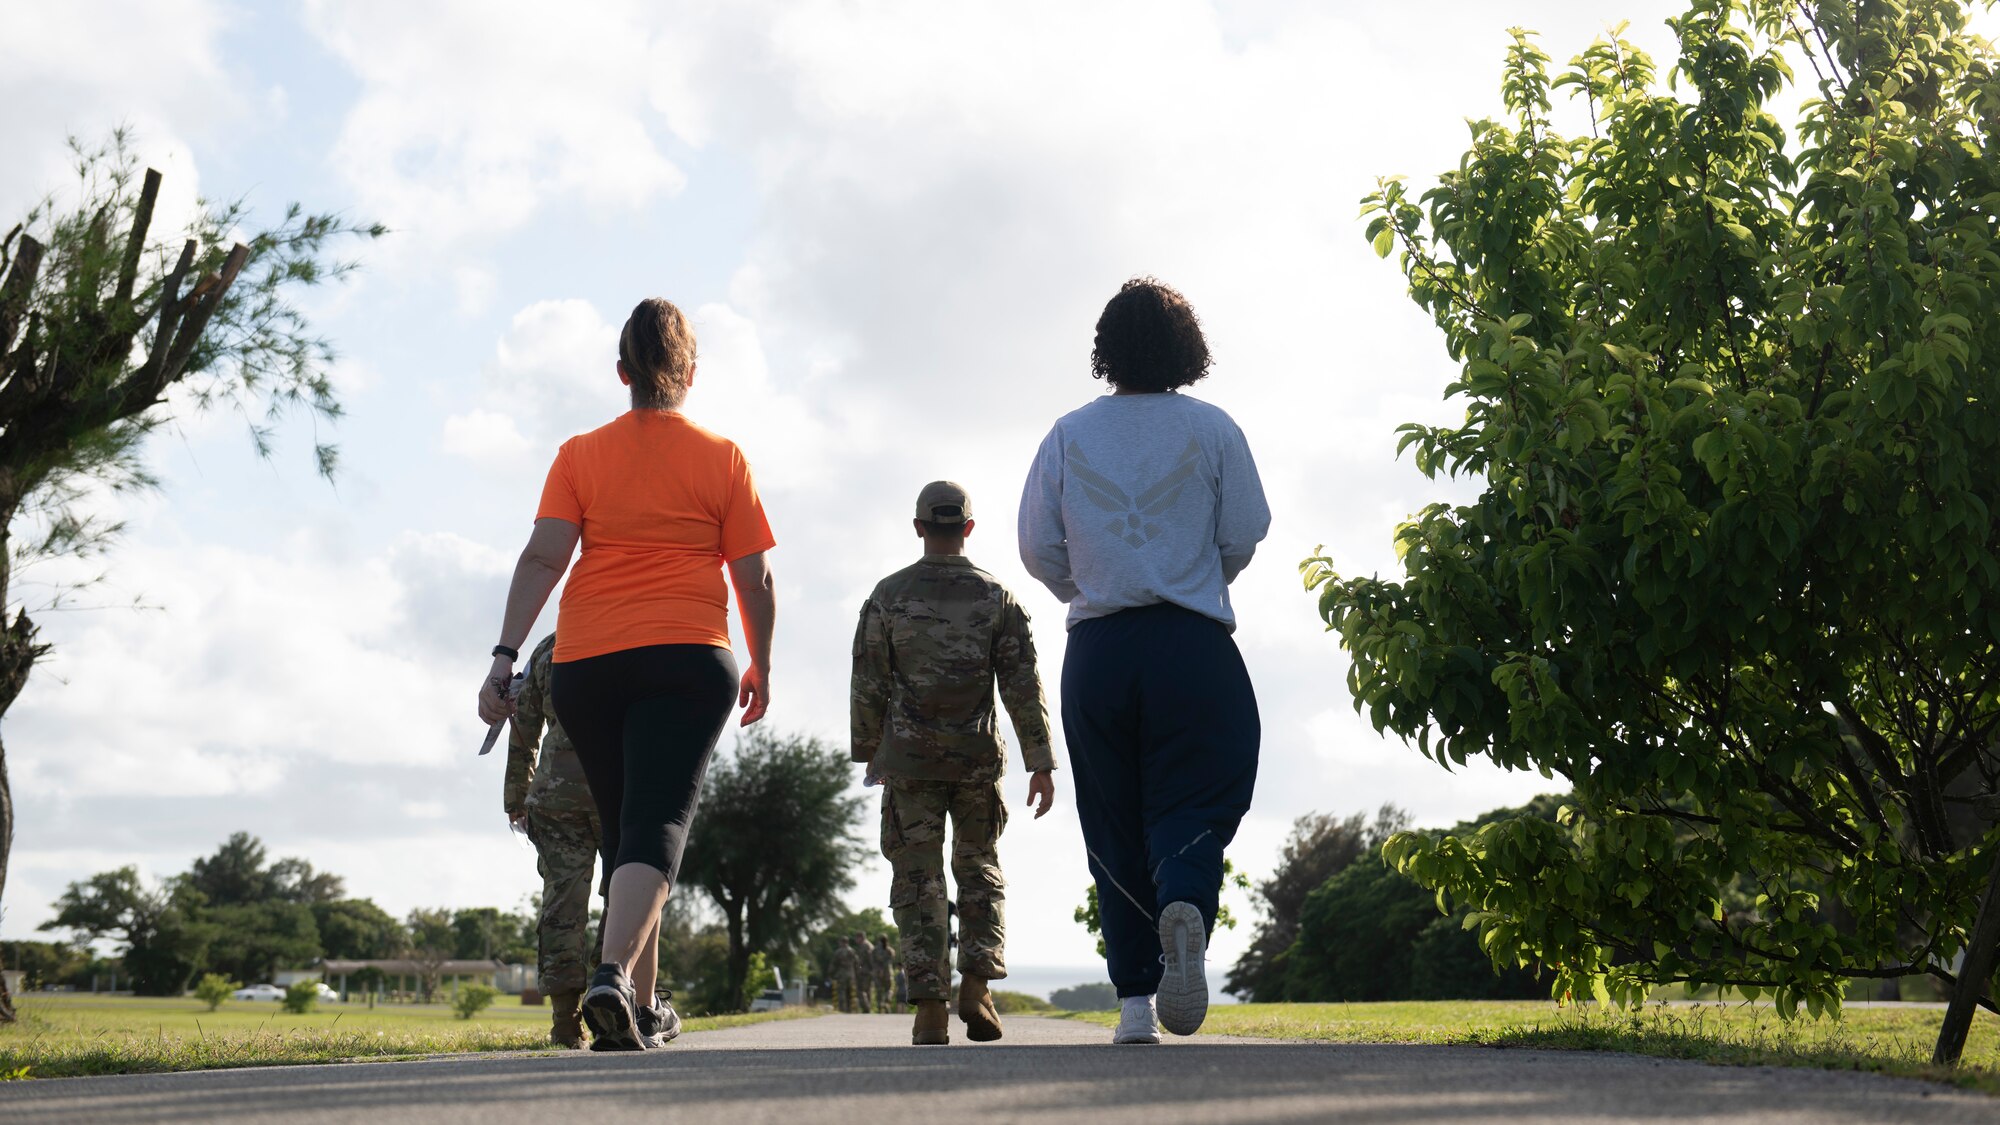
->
xmin=491 ymin=644 xmax=520 ymax=662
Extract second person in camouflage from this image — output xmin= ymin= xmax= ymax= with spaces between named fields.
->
xmin=506 ymin=632 xmax=603 ymax=1049
xmin=830 ymin=937 xmax=860 ymax=1012
xmin=852 ymin=481 xmax=1057 ymax=1046
xmin=870 ymin=933 xmax=896 ymax=1012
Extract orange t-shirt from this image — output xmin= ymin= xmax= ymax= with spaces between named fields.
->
xmin=536 ymin=411 xmax=776 ymax=662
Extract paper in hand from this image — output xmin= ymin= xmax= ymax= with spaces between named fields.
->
xmin=478 ymin=672 xmax=528 ymax=756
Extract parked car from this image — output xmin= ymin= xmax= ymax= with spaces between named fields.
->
xmin=231 ymin=984 xmax=285 ymax=1001
xmin=315 ymin=983 xmax=341 ymax=1003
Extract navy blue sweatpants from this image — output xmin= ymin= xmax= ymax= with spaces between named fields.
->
xmin=1061 ymin=602 xmax=1260 ymax=999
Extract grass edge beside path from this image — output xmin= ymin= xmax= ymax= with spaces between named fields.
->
xmin=1058 ymin=1001 xmax=2000 ymax=1095
xmin=0 ymin=1005 xmax=824 ymax=1081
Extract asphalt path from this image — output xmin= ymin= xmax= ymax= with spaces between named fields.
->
xmin=4 ymin=1013 xmax=1996 ymax=1123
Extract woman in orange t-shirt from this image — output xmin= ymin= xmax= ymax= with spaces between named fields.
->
xmin=477 ymin=298 xmax=775 ymax=1051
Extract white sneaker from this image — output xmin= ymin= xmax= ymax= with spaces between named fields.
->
xmin=1112 ymin=995 xmax=1160 ymax=1044
xmin=1156 ymin=901 xmax=1208 ymax=1036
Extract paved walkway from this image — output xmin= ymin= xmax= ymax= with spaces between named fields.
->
xmin=5 ymin=1014 xmax=1996 ymax=1123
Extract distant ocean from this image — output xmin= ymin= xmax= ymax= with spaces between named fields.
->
xmin=1000 ymin=964 xmax=1240 ymax=1005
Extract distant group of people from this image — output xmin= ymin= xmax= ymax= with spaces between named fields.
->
xmin=830 ymin=932 xmax=898 ymax=1014
xmin=479 ymin=277 xmax=1268 ymax=1050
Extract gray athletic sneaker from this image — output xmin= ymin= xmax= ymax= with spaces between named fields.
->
xmin=1155 ymin=901 xmax=1208 ymax=1036
xmin=637 ymin=990 xmax=681 ymax=1047
xmin=582 ymin=962 xmax=643 ymax=1051
xmin=1112 ymin=995 xmax=1161 ymax=1044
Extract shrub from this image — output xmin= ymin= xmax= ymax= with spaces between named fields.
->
xmin=192 ymin=973 xmax=238 ymax=1012
xmin=739 ymin=952 xmax=776 ymax=1012
xmin=1048 ymin=982 xmax=1116 ymax=1011
xmin=453 ymin=983 xmax=500 ymax=1020
xmin=992 ymin=990 xmax=1054 ymax=1014
xmin=280 ymin=980 xmax=318 ymax=1014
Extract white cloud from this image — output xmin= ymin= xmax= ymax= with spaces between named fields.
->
xmin=4 ymin=499 xmax=554 ymax=935
xmin=301 ymin=0 xmax=691 ymax=254
xmin=0 ymin=0 xmax=243 ymax=236
xmin=441 ymin=409 xmax=534 ymax=463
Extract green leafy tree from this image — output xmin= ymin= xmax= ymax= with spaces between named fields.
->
xmin=681 ymin=730 xmax=867 ymax=1005
xmin=1313 ymin=0 xmax=2000 ymax=1062
xmin=0 ymin=135 xmax=378 ymax=1021
xmin=1281 ymin=799 xmax=1560 ymax=1002
xmin=268 ymin=857 xmax=345 ymax=905
xmin=193 ymin=972 xmax=238 ymax=1012
xmin=185 ymin=832 xmax=274 ymax=906
xmin=449 ymin=908 xmax=505 ymax=961
xmin=203 ymin=902 xmax=322 ymax=985
xmin=1226 ymin=806 xmax=1410 ymax=1001
xmin=664 ymin=925 xmax=736 ymax=1016
xmin=187 ymin=832 xmax=345 ymax=907
xmin=312 ymin=899 xmax=405 ymax=960
xmin=0 ymin=940 xmax=87 ymax=990
xmin=447 ymin=906 xmax=534 ymax=965
xmin=39 ymin=867 xmax=214 ymax=996
xmin=405 ymin=908 xmax=455 ymax=1003
xmin=451 ymin=982 xmax=499 ymax=1019
xmin=1047 ymin=982 xmax=1116 ymax=1011
xmin=992 ymin=990 xmax=1054 ymax=1013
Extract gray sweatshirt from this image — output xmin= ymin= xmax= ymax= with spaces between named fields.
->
xmin=1017 ymin=392 xmax=1271 ymax=631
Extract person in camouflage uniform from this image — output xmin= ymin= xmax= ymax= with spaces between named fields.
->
xmin=507 ymin=633 xmax=604 ymax=1049
xmin=850 ymin=933 xmax=874 ymax=1013
xmin=830 ymin=933 xmax=865 ymax=1013
xmin=870 ymin=933 xmax=896 ymax=1012
xmin=852 ymin=481 xmax=1057 ymax=1046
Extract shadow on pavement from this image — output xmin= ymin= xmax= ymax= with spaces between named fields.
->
xmin=6 ymin=1041 xmax=1994 ymax=1124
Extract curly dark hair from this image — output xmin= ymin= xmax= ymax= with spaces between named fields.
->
xmin=1090 ymin=277 xmax=1211 ymax=393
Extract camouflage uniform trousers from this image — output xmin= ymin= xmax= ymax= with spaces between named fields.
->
xmin=870 ymin=951 xmax=895 ymax=1011
xmin=881 ymin=778 xmax=1008 ymax=1001
xmin=838 ymin=971 xmax=870 ymax=1013
xmin=527 ymin=801 xmax=602 ymax=995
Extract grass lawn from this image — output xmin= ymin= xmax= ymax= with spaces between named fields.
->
xmin=1061 ymin=1001 xmax=2000 ymax=1093
xmin=0 ymin=992 xmax=820 ymax=1079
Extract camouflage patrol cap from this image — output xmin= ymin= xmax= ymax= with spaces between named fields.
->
xmin=916 ymin=480 xmax=971 ymax=525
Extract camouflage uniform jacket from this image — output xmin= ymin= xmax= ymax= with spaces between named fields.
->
xmin=505 ymin=634 xmax=595 ymax=818
xmin=851 ymin=554 xmax=1056 ymax=782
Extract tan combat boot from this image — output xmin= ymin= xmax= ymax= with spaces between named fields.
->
xmin=912 ymin=999 xmax=950 ymax=1045
xmin=958 ymin=976 xmax=1002 ymax=1042
xmin=550 ymin=989 xmax=586 ymax=1049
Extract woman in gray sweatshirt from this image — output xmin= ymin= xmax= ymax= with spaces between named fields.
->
xmin=1017 ymin=278 xmax=1270 ymax=1043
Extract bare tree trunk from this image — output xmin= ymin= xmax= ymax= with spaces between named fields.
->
xmin=720 ymin=899 xmax=751 ymax=1010
xmin=0 ymin=726 xmax=14 ymax=1024
xmin=1935 ymin=845 xmax=2000 ymax=1064
xmin=0 ymin=505 xmax=42 ymax=1024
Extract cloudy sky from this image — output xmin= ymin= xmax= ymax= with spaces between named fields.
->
xmin=3 ymin=0 xmax=1900 ymax=992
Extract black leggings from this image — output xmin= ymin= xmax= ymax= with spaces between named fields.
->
xmin=551 ymin=644 xmax=738 ymax=890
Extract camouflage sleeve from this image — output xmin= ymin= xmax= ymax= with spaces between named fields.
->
xmin=850 ymin=599 xmax=891 ymax=765
xmin=504 ymin=646 xmax=550 ymax=814
xmin=994 ymin=594 xmax=1057 ymax=773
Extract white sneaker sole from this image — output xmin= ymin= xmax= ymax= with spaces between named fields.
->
xmin=1156 ymin=901 xmax=1207 ymax=1036
xmin=1112 ymin=1025 xmax=1162 ymax=1045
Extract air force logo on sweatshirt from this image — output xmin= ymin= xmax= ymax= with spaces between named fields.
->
xmin=1066 ymin=438 xmax=1203 ymax=549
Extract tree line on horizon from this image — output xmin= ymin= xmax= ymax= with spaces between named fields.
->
xmin=12 ymin=730 xmax=881 ymax=1016
xmin=7 ymin=830 xmax=534 ymax=1001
